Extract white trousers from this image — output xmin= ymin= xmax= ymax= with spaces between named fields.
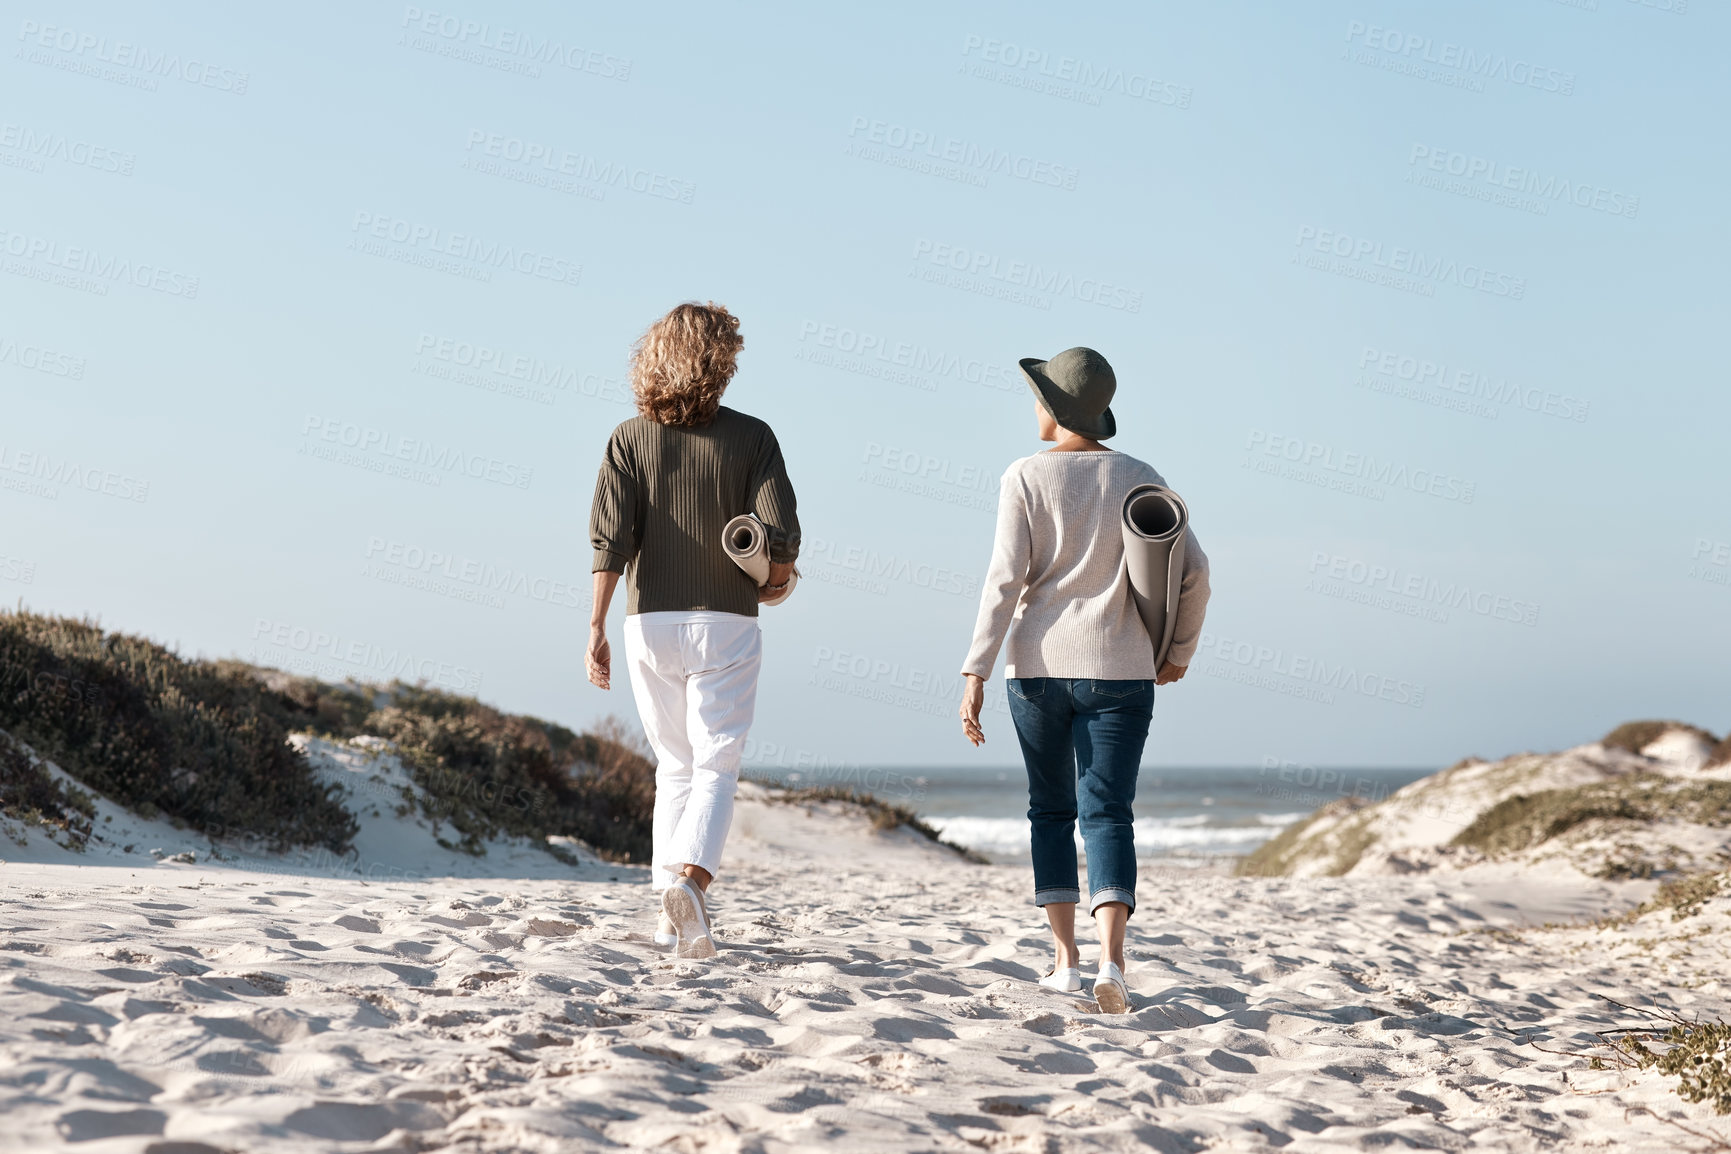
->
xmin=623 ymin=611 xmax=762 ymax=891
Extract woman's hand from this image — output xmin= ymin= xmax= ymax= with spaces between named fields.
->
xmin=759 ymin=561 xmax=796 ymax=604
xmin=588 ymin=571 xmax=620 ymax=689
xmin=959 ymin=673 xmax=985 ymax=746
xmin=1156 ymin=661 xmax=1187 ymax=686
xmin=586 ymin=625 xmax=611 ymax=689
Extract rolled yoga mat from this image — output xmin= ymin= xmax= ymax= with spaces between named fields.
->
xmin=723 ymin=513 xmax=797 ymax=607
xmin=1120 ymin=484 xmax=1189 ymax=670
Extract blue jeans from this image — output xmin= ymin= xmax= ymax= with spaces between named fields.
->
xmin=1006 ymin=678 xmax=1153 ymax=915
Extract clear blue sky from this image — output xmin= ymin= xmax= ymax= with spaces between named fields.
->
xmin=4 ymin=0 xmax=1725 ymax=771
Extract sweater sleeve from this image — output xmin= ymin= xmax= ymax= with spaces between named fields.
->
xmin=749 ymin=426 xmax=801 ymax=564
xmin=1164 ymin=526 xmax=1211 ymax=667
xmin=589 ymin=434 xmax=638 ymax=574
xmin=961 ymin=468 xmax=1031 ymax=679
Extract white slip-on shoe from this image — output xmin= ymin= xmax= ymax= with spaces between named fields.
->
xmin=662 ymin=878 xmax=716 ymax=959
xmin=1095 ymin=961 xmax=1129 ymax=1014
xmin=1039 ymin=967 xmax=1083 ymax=993
xmin=653 ymin=912 xmax=677 ymax=949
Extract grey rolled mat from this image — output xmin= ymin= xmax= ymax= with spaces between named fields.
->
xmin=1120 ymin=484 xmax=1189 ymax=669
xmin=723 ymin=513 xmax=797 ymax=607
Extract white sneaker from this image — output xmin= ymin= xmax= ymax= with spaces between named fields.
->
xmin=1095 ymin=961 xmax=1129 ymax=1014
xmin=653 ymin=913 xmax=677 ymax=949
xmin=662 ymin=878 xmax=716 ymax=959
xmin=1039 ymin=967 xmax=1082 ymax=993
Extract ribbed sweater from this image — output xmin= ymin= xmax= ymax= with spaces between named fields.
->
xmin=590 ymin=406 xmax=800 ymax=617
xmin=962 ymin=450 xmax=1211 ymax=680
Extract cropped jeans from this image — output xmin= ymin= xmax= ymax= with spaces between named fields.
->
xmin=1006 ymin=678 xmax=1154 ymax=915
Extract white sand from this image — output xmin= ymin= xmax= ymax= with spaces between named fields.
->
xmin=4 ymin=780 xmax=1730 ymax=1151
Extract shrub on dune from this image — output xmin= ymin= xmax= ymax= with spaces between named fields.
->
xmin=0 ymin=610 xmax=659 ymax=863
xmin=1601 ymin=719 xmax=1720 ymax=755
xmin=355 ymin=689 xmax=655 ymax=862
xmin=0 ymin=610 xmax=356 ymax=853
xmin=0 ymin=728 xmax=94 ymax=848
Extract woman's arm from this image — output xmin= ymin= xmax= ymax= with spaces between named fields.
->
xmin=958 ymin=470 xmax=1029 ymax=744
xmin=587 ymin=435 xmax=636 ymax=691
xmin=1160 ymin=526 xmax=1211 ymax=682
xmin=749 ymin=428 xmax=800 ymax=565
xmin=590 ymin=447 xmax=639 ymax=578
xmin=587 ymin=570 xmax=621 ymax=689
xmin=960 ymin=470 xmax=1030 ymax=681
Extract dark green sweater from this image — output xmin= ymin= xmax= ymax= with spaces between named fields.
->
xmin=589 ymin=406 xmax=801 ymax=616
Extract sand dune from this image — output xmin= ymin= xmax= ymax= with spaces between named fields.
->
xmin=5 ymin=770 xmax=1731 ymax=1151
xmin=1245 ymin=725 xmax=1731 ymax=882
xmin=0 ymin=734 xmax=604 ymax=882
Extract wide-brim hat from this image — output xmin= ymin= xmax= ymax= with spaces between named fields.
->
xmin=1019 ymin=346 xmax=1117 ymax=441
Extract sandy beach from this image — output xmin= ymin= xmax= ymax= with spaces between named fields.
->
xmin=5 ymin=760 xmax=1729 ymax=1153
xmin=5 ymin=0 xmax=1723 ymax=1147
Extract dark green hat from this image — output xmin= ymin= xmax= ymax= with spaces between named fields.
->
xmin=1019 ymin=347 xmax=1117 ymax=441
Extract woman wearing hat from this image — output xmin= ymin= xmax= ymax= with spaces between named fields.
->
xmin=958 ymin=347 xmax=1211 ymax=1013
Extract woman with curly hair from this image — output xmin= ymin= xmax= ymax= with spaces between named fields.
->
xmin=587 ymin=302 xmax=800 ymax=959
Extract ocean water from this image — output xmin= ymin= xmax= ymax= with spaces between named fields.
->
xmin=748 ymin=764 xmax=1434 ymax=862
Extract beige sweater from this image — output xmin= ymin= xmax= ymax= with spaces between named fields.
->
xmin=962 ymin=450 xmax=1210 ymax=681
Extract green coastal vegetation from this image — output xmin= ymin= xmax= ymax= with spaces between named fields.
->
xmin=1451 ymin=775 xmax=1731 ymax=858
xmin=0 ymin=609 xmax=655 ymax=861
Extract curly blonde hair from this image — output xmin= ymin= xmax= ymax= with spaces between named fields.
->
xmin=629 ymin=302 xmax=743 ymax=427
